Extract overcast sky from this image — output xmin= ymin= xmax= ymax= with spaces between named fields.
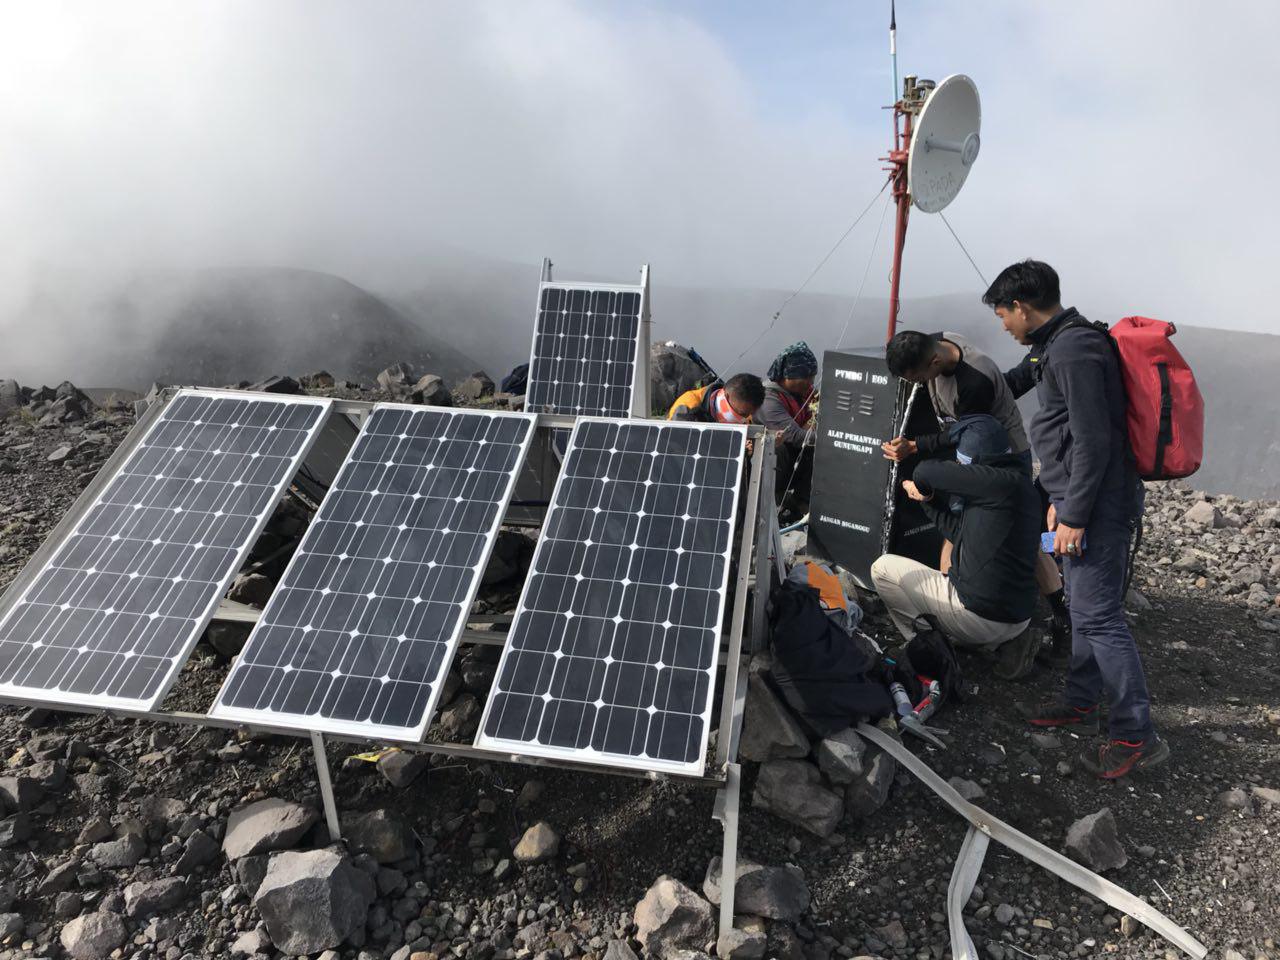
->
xmin=2 ymin=1 xmax=1277 ymax=341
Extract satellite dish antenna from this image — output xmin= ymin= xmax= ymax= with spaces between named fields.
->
xmin=907 ymin=73 xmax=981 ymax=213
xmin=882 ymin=69 xmax=983 ymax=340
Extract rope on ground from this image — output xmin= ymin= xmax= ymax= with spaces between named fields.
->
xmin=726 ymin=179 xmax=890 ymax=371
xmin=939 ymin=211 xmax=989 ymax=289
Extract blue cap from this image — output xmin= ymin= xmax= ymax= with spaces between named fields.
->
xmin=950 ymin=415 xmax=1011 ymax=465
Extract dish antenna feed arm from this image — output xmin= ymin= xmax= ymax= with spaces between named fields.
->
xmin=883 ymin=74 xmax=981 ymax=342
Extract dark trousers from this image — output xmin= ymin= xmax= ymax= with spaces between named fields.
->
xmin=776 ymin=442 xmax=813 ymax=516
xmin=1061 ymin=505 xmax=1153 ymax=741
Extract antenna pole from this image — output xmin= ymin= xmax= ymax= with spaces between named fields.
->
xmin=885 ymin=94 xmax=912 ymax=342
xmin=890 ymin=0 xmax=899 ymax=106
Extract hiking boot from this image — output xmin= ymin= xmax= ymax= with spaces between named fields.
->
xmin=993 ymin=626 xmax=1040 ymax=680
xmin=1025 ymin=699 xmax=1101 ymax=733
xmin=1079 ymin=735 xmax=1171 ymax=779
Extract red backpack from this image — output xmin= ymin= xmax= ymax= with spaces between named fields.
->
xmin=1049 ymin=316 xmax=1204 ymax=480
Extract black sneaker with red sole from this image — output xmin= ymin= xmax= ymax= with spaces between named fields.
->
xmin=1025 ymin=699 xmax=1101 ymax=733
xmin=1079 ymin=735 xmax=1171 ymax=779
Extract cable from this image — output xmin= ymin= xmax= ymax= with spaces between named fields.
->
xmin=836 ymin=189 xmax=893 ymax=348
xmin=939 ymin=211 xmax=988 ymax=289
xmin=726 ymin=179 xmax=890 ymax=370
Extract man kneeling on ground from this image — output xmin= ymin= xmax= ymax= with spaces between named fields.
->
xmin=871 ymin=415 xmax=1041 ymax=679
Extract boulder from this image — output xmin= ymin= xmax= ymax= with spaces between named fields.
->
xmin=89 ymin=834 xmax=147 ymax=869
xmin=845 ymin=748 xmax=896 ymax=818
xmin=377 ymin=749 xmax=430 ymax=788
xmin=1183 ymin=501 xmax=1224 ymax=529
xmin=650 ymin=342 xmax=708 ymax=415
xmin=513 ymin=821 xmax=560 ymax=863
xmin=377 ymin=363 xmax=416 ymax=396
xmin=123 ymin=877 xmax=186 ymax=917
xmin=738 ymin=674 xmax=809 ymax=762
xmin=702 ymin=856 xmax=810 ymax=921
xmin=227 ymin=572 xmax=274 ymax=609
xmin=457 ymin=371 xmax=496 ymax=401
xmin=817 ymin=728 xmax=866 ymax=784
xmin=222 ymin=798 xmax=319 ymax=860
xmin=633 ymin=875 xmax=716 ymax=958
xmin=174 ymin=829 xmax=221 ymax=873
xmin=717 ymin=927 xmax=767 ymax=960
xmin=751 ymin=759 xmax=843 ymax=838
xmin=60 ymin=911 xmax=128 ymax=960
xmin=0 ymin=775 xmax=43 ymax=811
xmin=0 ymin=379 xmax=24 ymax=413
xmin=344 ymin=808 xmax=413 ymax=863
xmin=253 ymin=848 xmax=374 ymax=955
xmin=1064 ymin=807 xmax=1128 ymax=872
xmin=411 ymin=374 xmax=453 ymax=407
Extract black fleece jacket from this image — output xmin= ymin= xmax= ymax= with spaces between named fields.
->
xmin=1004 ymin=308 xmax=1135 ymax=527
xmin=913 ymin=455 xmax=1039 ymax=624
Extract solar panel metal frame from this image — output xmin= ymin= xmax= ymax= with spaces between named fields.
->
xmin=0 ymin=388 xmax=332 ymax=713
xmin=474 ymin=415 xmax=747 ymax=777
xmin=209 ymin=404 xmax=537 ymax=742
xmin=523 ymin=264 xmax=652 ymax=422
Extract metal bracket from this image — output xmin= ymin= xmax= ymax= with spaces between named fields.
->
xmin=710 ymin=762 xmax=742 ymax=942
xmin=310 ymin=730 xmax=342 ymax=842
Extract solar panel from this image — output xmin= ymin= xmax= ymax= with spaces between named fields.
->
xmin=0 ymin=389 xmax=330 ymax=711
xmin=210 ymin=406 xmax=535 ymax=741
xmin=476 ymin=418 xmax=746 ymax=775
xmin=525 ymin=284 xmax=644 ymax=419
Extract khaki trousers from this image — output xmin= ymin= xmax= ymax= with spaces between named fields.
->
xmin=870 ymin=554 xmax=1028 ymax=651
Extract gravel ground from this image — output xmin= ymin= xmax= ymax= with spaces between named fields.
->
xmin=0 ymin=382 xmax=1277 ymax=960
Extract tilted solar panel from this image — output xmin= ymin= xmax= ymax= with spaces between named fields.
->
xmin=476 ymin=418 xmax=746 ymax=775
xmin=525 ymin=285 xmax=643 ymax=419
xmin=211 ymin=406 xmax=535 ymax=741
xmin=0 ymin=390 xmax=330 ymax=711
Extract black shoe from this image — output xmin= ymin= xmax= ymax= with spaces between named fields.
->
xmin=994 ymin=626 xmax=1040 ymax=680
xmin=1025 ymin=699 xmax=1101 ymax=733
xmin=1036 ymin=608 xmax=1073 ymax=665
xmin=1079 ymin=735 xmax=1170 ymax=779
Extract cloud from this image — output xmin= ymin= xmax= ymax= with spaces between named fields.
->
xmin=1 ymin=0 xmax=1275 ymax=382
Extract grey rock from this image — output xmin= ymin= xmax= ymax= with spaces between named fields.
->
xmin=603 ymin=940 xmax=640 ymax=960
xmin=54 ymin=891 xmax=82 ymax=919
xmin=1029 ymin=733 xmax=1062 ymax=750
xmin=377 ymin=363 xmax=416 ymax=395
xmin=650 ymin=342 xmax=708 ymax=414
xmin=39 ymin=859 xmax=80 ymax=895
xmin=457 ymin=371 xmax=496 ymax=400
xmin=0 ymin=813 xmax=31 ymax=848
xmin=875 ymin=919 xmax=907 ymax=949
xmin=227 ymin=572 xmax=274 ymax=609
xmin=90 ymin=834 xmax=147 ymax=868
xmin=77 ymin=817 xmax=112 ymax=845
xmin=235 ymin=854 xmax=271 ymax=896
xmin=1250 ymin=785 xmax=1280 ymax=805
xmin=816 ymin=728 xmax=866 ymax=785
xmin=230 ymin=928 xmax=272 ymax=955
xmin=517 ymin=779 xmax=545 ymax=809
xmin=0 ymin=775 xmax=42 ymax=811
xmin=844 ymin=749 xmax=895 ymax=818
xmin=222 ymin=798 xmax=319 ymax=860
xmin=702 ymin=856 xmax=810 ymax=921
xmin=174 ymin=829 xmax=220 ymax=873
xmin=247 ymin=374 xmax=302 ymax=394
xmin=411 ymin=374 xmax=453 ymax=407
xmin=752 ymin=760 xmax=843 ymax=838
xmin=948 ymin=777 xmax=986 ymax=801
xmin=1218 ymin=788 xmax=1253 ymax=814
xmin=47 ymin=444 xmax=74 ymax=462
xmin=377 ymin=749 xmax=430 ymax=788
xmin=0 ymin=913 xmax=22 ymax=938
xmin=1064 ymin=807 xmax=1128 ymax=872
xmin=1183 ymin=501 xmax=1224 ymax=528
xmin=344 ymin=808 xmax=414 ymax=863
xmin=253 ymin=848 xmax=374 ymax=955
xmin=738 ymin=674 xmax=809 ymax=762
xmin=633 ymin=875 xmax=716 ymax=958
xmin=124 ymin=877 xmax=187 ymax=917
xmin=437 ymin=692 xmax=482 ymax=739
xmin=60 ymin=911 xmax=128 ymax=960
xmin=993 ymin=903 xmax=1015 ymax=925
xmin=514 ymin=821 xmax=560 ymax=863
xmin=205 ymin=621 xmax=251 ymax=657
xmin=482 ymin=529 xmax=527 ymax=586
xmin=717 ymin=927 xmax=767 ymax=960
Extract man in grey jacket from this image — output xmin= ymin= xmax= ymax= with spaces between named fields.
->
xmin=987 ymin=259 xmax=1168 ymax=779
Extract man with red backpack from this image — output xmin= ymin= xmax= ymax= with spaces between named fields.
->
xmin=986 ymin=259 xmax=1170 ymax=778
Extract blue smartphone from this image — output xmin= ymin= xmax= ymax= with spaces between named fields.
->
xmin=1042 ymin=531 xmax=1086 ymax=554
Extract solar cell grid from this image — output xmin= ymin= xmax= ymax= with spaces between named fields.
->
xmin=0 ymin=390 xmax=330 ymax=711
xmin=526 ymin=285 xmax=642 ymax=418
xmin=211 ymin=406 xmax=535 ymax=741
xmin=476 ymin=418 xmax=745 ymax=775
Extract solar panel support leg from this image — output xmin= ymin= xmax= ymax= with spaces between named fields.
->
xmin=710 ymin=761 xmax=742 ymax=944
xmin=310 ymin=731 xmax=342 ymax=842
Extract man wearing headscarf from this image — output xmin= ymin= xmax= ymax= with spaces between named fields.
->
xmin=759 ymin=342 xmax=819 ymax=523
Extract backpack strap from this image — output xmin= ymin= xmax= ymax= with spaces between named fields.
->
xmin=1153 ymin=362 xmax=1173 ymax=477
xmin=1033 ymin=316 xmax=1111 ymax=384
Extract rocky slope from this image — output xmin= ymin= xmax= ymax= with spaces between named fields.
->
xmin=0 ymin=372 xmax=1277 ymax=960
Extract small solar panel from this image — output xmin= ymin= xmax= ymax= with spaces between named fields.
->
xmin=211 ymin=406 xmax=535 ymax=741
xmin=526 ymin=284 xmax=643 ymax=419
xmin=476 ymin=418 xmax=746 ymax=775
xmin=0 ymin=390 xmax=330 ymax=711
